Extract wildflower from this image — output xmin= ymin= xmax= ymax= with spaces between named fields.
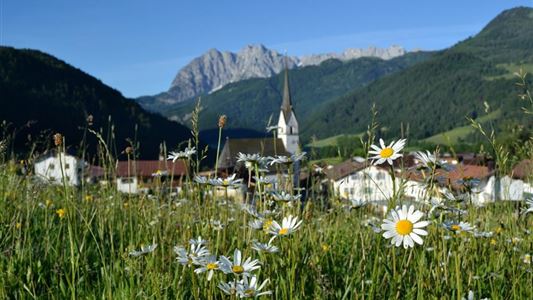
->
xmin=490 ymin=238 xmax=497 ymax=245
xmin=218 ymin=281 xmax=239 ymax=296
xmin=251 ymin=238 xmax=279 ymax=254
xmin=194 ymin=175 xmax=210 ymax=185
xmin=473 ymin=230 xmax=493 ymax=238
xmin=56 ymin=208 xmax=66 ymax=219
xmin=269 ymin=215 xmax=302 ymax=237
xmin=85 ymin=195 xmax=93 ymax=202
xmin=321 ymin=243 xmax=330 ymax=252
xmin=219 ymin=249 xmax=261 ymax=277
xmin=522 ymin=254 xmax=532 ymax=265
xmin=444 ymin=221 xmax=475 ymax=234
xmin=189 ymin=236 xmax=208 ymax=246
xmin=194 ymin=255 xmax=219 ymax=281
xmin=15 ymin=222 xmax=22 ymax=229
xmin=521 ymin=197 xmax=533 ymax=215
xmin=381 ymin=205 xmax=429 ymax=248
xmin=348 ymin=198 xmax=368 ymax=210
xmin=249 ymin=219 xmax=264 ymax=230
xmin=368 ymin=138 xmax=406 ymax=165
xmin=268 ymin=152 xmax=306 ymax=166
xmin=53 ymin=133 xmax=63 ymax=146
xmin=218 ymin=115 xmax=227 ymax=128
xmin=129 ymin=243 xmax=158 ymax=257
xmin=168 ymin=147 xmax=196 ymax=162
xmin=253 ymin=176 xmax=276 ymax=187
xmin=238 ymin=275 xmax=272 ymax=298
xmin=237 ymin=153 xmax=267 ymax=169
xmin=210 ymin=174 xmax=243 ymax=188
xmin=174 ymin=244 xmax=210 ymax=267
xmin=210 ymin=219 xmax=225 ymax=231
xmin=271 ymin=191 xmax=301 ymax=203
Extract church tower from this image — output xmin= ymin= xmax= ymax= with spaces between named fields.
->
xmin=277 ymin=66 xmax=299 ymax=154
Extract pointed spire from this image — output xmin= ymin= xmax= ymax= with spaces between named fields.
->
xmin=281 ymin=56 xmax=293 ymax=122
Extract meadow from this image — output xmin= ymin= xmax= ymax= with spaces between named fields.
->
xmin=0 ymin=143 xmax=532 ymax=300
xmin=0 ymin=71 xmax=531 ymax=300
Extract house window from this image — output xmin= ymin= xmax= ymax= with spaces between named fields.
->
xmin=289 ymin=127 xmax=293 ymax=134
xmin=49 ymin=163 xmax=55 ymax=170
xmin=49 ymin=176 xmax=56 ymax=182
xmin=377 ymin=173 xmax=385 ymax=180
xmin=351 ymin=174 xmax=359 ymax=180
xmin=350 ymin=188 xmax=355 ymax=195
xmin=362 ymin=187 xmax=372 ymax=195
xmin=66 ymin=176 xmax=71 ymax=181
xmin=121 ymin=178 xmax=134 ymax=184
xmin=65 ymin=163 xmax=70 ymax=169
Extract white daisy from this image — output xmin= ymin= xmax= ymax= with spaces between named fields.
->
xmin=381 ymin=205 xmax=429 ymax=248
xmin=236 ymin=153 xmax=267 ymax=169
xmin=251 ymin=238 xmax=279 ymax=254
xmin=248 ymin=219 xmax=264 ymax=230
xmin=237 ymin=275 xmax=272 ymax=298
xmin=129 ymin=243 xmax=157 ymax=257
xmin=521 ymin=197 xmax=533 ymax=215
xmin=368 ymin=138 xmax=406 ymax=165
xmin=210 ymin=174 xmax=243 ymax=188
xmin=444 ymin=221 xmax=475 ymax=234
xmin=269 ymin=215 xmax=303 ymax=237
xmin=218 ymin=281 xmax=239 ymax=296
xmin=268 ymin=152 xmax=306 ymax=166
xmin=271 ymin=191 xmax=301 ymax=203
xmin=414 ymin=150 xmax=439 ymax=169
xmin=194 ymin=255 xmax=220 ymax=281
xmin=174 ymin=244 xmax=210 ymax=267
xmin=348 ymin=198 xmax=368 ymax=210
xmin=219 ymin=249 xmax=261 ymax=277
xmin=189 ymin=236 xmax=209 ymax=246
xmin=167 ymin=147 xmax=196 ymax=162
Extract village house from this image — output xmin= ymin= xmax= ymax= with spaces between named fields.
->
xmin=115 ymin=159 xmax=188 ymax=194
xmin=325 ymin=158 xmax=396 ymax=201
xmin=34 ymin=151 xmax=84 ymax=186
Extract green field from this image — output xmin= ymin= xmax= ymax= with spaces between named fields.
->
xmin=423 ymin=109 xmax=502 ymax=145
xmin=307 ymin=133 xmax=364 ymax=148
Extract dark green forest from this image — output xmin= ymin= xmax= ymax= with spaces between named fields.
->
xmin=0 ymin=47 xmax=195 ymax=159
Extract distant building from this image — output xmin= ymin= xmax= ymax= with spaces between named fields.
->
xmin=116 ymin=160 xmax=188 ymax=194
xmin=324 ymin=158 xmax=395 ymax=201
xmin=34 ymin=152 xmax=83 ymax=186
xmin=218 ymin=138 xmax=289 ymax=172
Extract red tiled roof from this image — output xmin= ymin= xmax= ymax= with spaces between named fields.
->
xmin=116 ymin=160 xmax=187 ymax=177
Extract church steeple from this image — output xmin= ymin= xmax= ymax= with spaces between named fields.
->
xmin=281 ymin=66 xmax=293 ymax=122
xmin=277 ymin=58 xmax=299 ymax=154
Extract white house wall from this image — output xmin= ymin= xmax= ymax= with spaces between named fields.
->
xmin=333 ymin=166 xmax=393 ymax=201
xmin=34 ymin=153 xmax=81 ymax=186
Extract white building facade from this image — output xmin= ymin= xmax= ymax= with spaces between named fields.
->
xmin=331 ymin=165 xmax=395 ymax=201
xmin=34 ymin=152 xmax=83 ymax=186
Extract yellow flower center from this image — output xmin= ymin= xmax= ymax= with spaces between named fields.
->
xmin=263 ymin=220 xmax=273 ymax=232
xmin=232 ymin=265 xmax=244 ymax=274
xmin=279 ymin=228 xmax=289 ymax=235
xmin=207 ymin=263 xmax=218 ymax=270
xmin=56 ymin=209 xmax=65 ymax=219
xmin=380 ymin=147 xmax=394 ymax=158
xmin=490 ymin=239 xmax=497 ymax=245
xmin=244 ymin=289 xmax=255 ymax=296
xmin=223 ymin=180 xmax=229 ymax=185
xmin=451 ymin=224 xmax=461 ymax=231
xmin=396 ymin=219 xmax=413 ymax=235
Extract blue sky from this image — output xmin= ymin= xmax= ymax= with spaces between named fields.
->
xmin=2 ymin=0 xmax=532 ymax=97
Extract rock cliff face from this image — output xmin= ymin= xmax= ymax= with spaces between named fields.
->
xmin=138 ymin=44 xmax=406 ymax=109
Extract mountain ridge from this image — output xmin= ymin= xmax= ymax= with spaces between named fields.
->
xmin=136 ymin=44 xmax=407 ymax=111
